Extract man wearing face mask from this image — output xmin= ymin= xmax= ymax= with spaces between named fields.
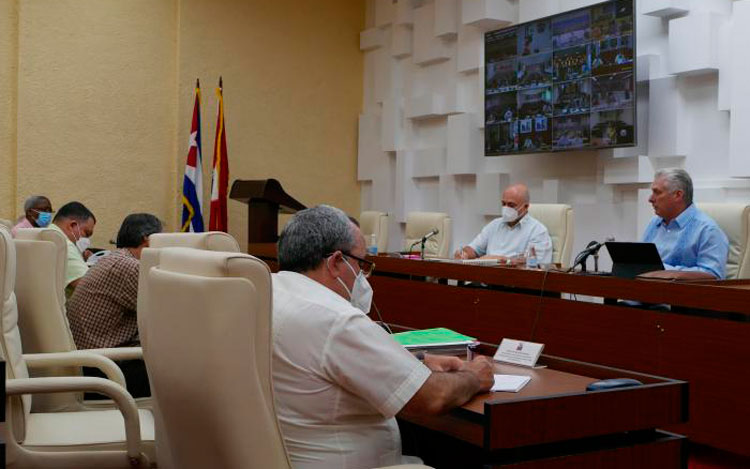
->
xmin=454 ymin=183 xmax=552 ymax=264
xmin=50 ymin=201 xmax=96 ymax=294
xmin=11 ymin=195 xmax=54 ymax=237
xmin=272 ymin=205 xmax=494 ymax=469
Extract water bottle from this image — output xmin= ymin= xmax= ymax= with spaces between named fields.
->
xmin=526 ymin=244 xmax=538 ymax=269
xmin=367 ymin=234 xmax=378 ymax=256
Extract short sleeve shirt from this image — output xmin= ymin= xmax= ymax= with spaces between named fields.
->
xmin=49 ymin=223 xmax=89 ymax=290
xmin=271 ymin=271 xmax=431 ymax=469
xmin=66 ymin=249 xmax=140 ymax=349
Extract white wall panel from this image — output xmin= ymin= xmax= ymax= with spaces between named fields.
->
xmin=374 ymin=0 xmax=396 ymax=28
xmin=456 ymin=25 xmax=483 ymax=73
xmin=435 ymin=0 xmax=459 ymax=38
xmin=392 ymin=24 xmax=414 ymax=58
xmin=461 ymin=0 xmax=517 ymax=29
xmin=668 ymin=12 xmax=727 ymax=76
xmin=360 ymin=27 xmax=386 ymax=51
xmin=642 ymin=0 xmax=690 ymax=18
xmin=414 ymin=3 xmax=453 ymax=65
xmin=446 ymin=113 xmax=482 ymax=174
xmin=412 ymin=147 xmax=447 ymax=177
xmin=647 ymin=76 xmax=688 ymax=157
xmin=519 ymin=0 xmax=560 ymax=22
xmin=396 ymin=0 xmax=417 ymax=26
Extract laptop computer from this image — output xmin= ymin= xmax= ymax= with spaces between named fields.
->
xmin=605 ymin=242 xmax=665 ymax=279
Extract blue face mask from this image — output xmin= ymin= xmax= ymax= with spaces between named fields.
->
xmin=35 ymin=211 xmax=52 ymax=227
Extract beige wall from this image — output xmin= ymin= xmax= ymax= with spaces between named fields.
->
xmin=1 ymin=0 xmax=364 ymax=247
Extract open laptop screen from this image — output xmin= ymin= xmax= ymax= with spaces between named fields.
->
xmin=605 ymin=241 xmax=664 ymax=278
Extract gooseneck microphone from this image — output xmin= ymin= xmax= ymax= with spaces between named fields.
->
xmin=568 ymin=239 xmax=610 ymax=273
xmin=421 ymin=228 xmax=439 ymax=242
xmin=407 ymin=228 xmax=440 ymax=260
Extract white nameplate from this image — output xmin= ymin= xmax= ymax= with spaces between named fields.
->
xmin=493 ymin=338 xmax=544 ymax=368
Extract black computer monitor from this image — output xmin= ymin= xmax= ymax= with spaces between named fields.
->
xmin=605 ymin=242 xmax=665 ymax=278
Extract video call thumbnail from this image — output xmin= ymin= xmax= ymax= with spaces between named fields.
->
xmin=554 ymin=79 xmax=591 ymax=117
xmin=553 ymin=44 xmax=591 ymax=82
xmin=553 ymin=114 xmax=591 ymax=149
xmin=590 ymin=109 xmax=634 ymax=146
xmin=485 ymin=0 xmax=635 ymax=155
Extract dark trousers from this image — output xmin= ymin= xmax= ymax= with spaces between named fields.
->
xmin=83 ymin=359 xmax=151 ymax=399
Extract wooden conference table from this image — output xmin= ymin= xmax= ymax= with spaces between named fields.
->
xmin=359 ymin=255 xmax=750 ymax=461
xmin=398 ymin=354 xmax=687 ymax=468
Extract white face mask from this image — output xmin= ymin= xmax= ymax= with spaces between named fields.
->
xmin=73 ymin=225 xmax=91 ymax=254
xmin=334 ymin=257 xmax=374 ymax=314
xmin=501 ymin=206 xmax=520 ymax=224
xmin=76 ymin=237 xmax=91 ymax=254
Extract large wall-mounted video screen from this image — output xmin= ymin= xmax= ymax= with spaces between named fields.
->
xmin=485 ymin=0 xmax=635 ymax=156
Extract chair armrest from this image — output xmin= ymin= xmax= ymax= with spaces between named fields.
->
xmin=6 ymin=376 xmax=145 ymax=464
xmin=23 ymin=351 xmax=126 ymax=389
xmin=85 ymin=346 xmax=143 ymax=362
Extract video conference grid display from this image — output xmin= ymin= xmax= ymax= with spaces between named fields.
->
xmin=485 ymin=0 xmax=635 ymax=156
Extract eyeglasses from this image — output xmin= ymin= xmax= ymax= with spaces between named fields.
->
xmin=327 ymin=251 xmax=376 ymax=278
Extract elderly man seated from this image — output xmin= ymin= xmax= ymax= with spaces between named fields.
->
xmin=67 ymin=213 xmax=163 ymax=398
xmin=11 ymin=195 xmax=53 ymax=237
xmin=271 ymin=205 xmax=494 ymax=469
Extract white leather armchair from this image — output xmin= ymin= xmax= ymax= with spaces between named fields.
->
xmin=527 ymin=204 xmax=574 ymax=268
xmin=696 ymin=203 xmax=750 ymax=279
xmin=14 ymin=227 xmax=145 ymax=412
xmin=1 ymin=226 xmax=155 ymax=468
xmin=140 ymin=247 xmax=432 ymax=469
xmin=138 ymin=231 xmax=242 ymax=469
xmin=149 ymin=231 xmax=241 ymax=252
xmin=0 ymin=218 xmax=12 ymax=231
xmin=403 ymin=212 xmax=452 ymax=258
xmin=360 ymin=211 xmax=389 ymax=252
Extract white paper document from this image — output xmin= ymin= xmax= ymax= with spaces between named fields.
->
xmin=490 ymin=374 xmax=531 ymax=393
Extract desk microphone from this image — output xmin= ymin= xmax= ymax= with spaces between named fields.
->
xmin=422 ymin=228 xmax=439 ymax=241
xmin=569 ymin=239 xmax=610 ymax=272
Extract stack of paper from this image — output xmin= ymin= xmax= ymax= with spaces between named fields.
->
xmin=392 ymin=328 xmax=479 ymax=356
xmin=490 ymin=374 xmax=531 ymax=393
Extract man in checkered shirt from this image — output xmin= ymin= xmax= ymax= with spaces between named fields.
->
xmin=67 ymin=213 xmax=163 ymax=398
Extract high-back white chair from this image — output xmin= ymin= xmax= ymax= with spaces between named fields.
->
xmin=0 ymin=218 xmax=13 ymax=231
xmin=141 ymin=247 xmax=288 ymax=468
xmin=149 ymin=231 xmax=241 ymax=252
xmin=403 ymin=212 xmax=452 ymax=258
xmin=1 ymin=226 xmax=155 ymax=468
xmin=696 ymin=203 xmax=750 ymax=279
xmin=140 ymin=246 xmax=431 ymax=469
xmin=360 ymin=211 xmax=389 ymax=253
xmin=528 ymin=204 xmax=574 ymax=268
xmin=13 ymin=227 xmax=146 ymax=412
xmin=138 ymin=231 xmax=242 ymax=469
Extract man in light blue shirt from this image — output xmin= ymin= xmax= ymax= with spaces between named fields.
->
xmin=642 ymin=168 xmax=728 ymax=279
xmin=455 ymin=183 xmax=553 ymax=264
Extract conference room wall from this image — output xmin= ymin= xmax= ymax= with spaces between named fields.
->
xmin=358 ymin=0 xmax=750 ymax=269
xmin=177 ymin=0 xmax=364 ymax=248
xmin=1 ymin=0 xmax=364 ymax=248
xmin=0 ymin=0 xmax=18 ymax=220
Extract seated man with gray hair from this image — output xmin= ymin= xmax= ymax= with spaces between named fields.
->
xmin=272 ymin=205 xmax=494 ymax=469
xmin=642 ymin=168 xmax=729 ymax=279
xmin=11 ymin=195 xmax=53 ymax=237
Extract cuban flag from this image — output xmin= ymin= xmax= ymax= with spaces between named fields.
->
xmin=181 ymin=79 xmax=205 ymax=232
xmin=209 ymin=77 xmax=229 ymax=232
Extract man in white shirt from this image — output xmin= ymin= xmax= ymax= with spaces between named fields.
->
xmin=272 ymin=205 xmax=494 ymax=469
xmin=455 ymin=183 xmax=553 ymax=265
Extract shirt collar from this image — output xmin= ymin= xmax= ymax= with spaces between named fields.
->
xmin=660 ymin=203 xmax=696 ymax=229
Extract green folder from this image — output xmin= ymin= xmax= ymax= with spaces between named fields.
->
xmin=392 ymin=327 xmax=477 ymax=348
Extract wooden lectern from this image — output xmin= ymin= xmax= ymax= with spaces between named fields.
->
xmin=229 ymin=179 xmax=305 ymax=258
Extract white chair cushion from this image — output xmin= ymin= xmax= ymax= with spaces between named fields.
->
xmin=25 ymin=408 xmax=154 ymax=447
